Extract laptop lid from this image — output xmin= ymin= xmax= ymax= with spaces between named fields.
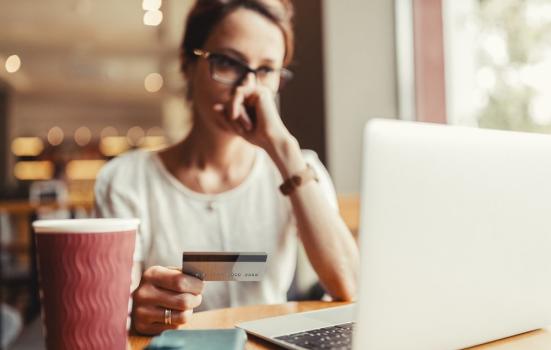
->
xmin=354 ymin=119 xmax=551 ymax=350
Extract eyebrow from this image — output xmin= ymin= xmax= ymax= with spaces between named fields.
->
xmin=217 ymin=47 xmax=277 ymax=66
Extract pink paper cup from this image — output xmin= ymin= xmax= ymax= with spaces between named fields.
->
xmin=33 ymin=218 xmax=139 ymax=350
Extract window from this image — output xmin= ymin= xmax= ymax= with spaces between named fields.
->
xmin=444 ymin=0 xmax=551 ymax=131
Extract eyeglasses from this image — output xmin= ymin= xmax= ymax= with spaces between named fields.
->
xmin=192 ymin=48 xmax=293 ymax=90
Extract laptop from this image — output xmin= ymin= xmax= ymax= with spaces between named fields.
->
xmin=237 ymin=119 xmax=551 ymax=350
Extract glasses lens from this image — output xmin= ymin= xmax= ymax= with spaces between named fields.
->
xmin=210 ymin=55 xmax=245 ymax=85
xmin=278 ymin=68 xmax=293 ymax=90
xmin=255 ymin=67 xmax=278 ymax=85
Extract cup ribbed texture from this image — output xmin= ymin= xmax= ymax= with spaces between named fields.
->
xmin=36 ymin=230 xmax=135 ymax=350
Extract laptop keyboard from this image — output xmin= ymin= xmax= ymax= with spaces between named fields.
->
xmin=274 ymin=322 xmax=355 ymax=350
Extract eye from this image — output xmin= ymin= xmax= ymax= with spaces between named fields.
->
xmin=212 ymin=54 xmax=242 ymax=69
xmin=256 ymin=66 xmax=275 ymax=77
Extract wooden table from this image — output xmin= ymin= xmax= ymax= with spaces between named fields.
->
xmin=129 ymin=301 xmax=551 ymax=350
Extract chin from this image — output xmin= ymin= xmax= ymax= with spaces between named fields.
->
xmin=207 ymin=115 xmax=237 ymax=138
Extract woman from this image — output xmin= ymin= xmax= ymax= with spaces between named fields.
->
xmin=94 ymin=0 xmax=358 ymax=335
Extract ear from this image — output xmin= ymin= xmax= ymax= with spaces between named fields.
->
xmin=180 ymin=51 xmax=196 ymax=100
xmin=184 ymin=63 xmax=195 ymax=81
xmin=183 ymin=63 xmax=196 ymax=101
xmin=179 ymin=50 xmax=195 ymax=80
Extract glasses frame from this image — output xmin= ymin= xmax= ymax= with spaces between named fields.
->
xmin=192 ymin=48 xmax=293 ymax=89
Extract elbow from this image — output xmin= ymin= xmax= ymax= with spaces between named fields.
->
xmin=332 ymin=255 xmax=359 ymax=301
xmin=328 ymin=276 xmax=358 ymax=302
xmin=319 ymin=244 xmax=360 ymax=302
xmin=337 ymin=284 xmax=357 ymax=302
xmin=332 ymin=260 xmax=360 ymax=301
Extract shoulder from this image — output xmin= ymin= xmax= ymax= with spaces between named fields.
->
xmin=301 ymin=149 xmax=322 ymax=166
xmin=95 ymin=150 xmax=154 ymax=194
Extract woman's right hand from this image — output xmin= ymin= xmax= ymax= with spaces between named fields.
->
xmin=132 ymin=265 xmax=204 ymax=335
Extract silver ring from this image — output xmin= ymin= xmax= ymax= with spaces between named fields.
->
xmin=164 ymin=308 xmax=172 ymax=325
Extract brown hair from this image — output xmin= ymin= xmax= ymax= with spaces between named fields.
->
xmin=180 ymin=0 xmax=295 ymax=73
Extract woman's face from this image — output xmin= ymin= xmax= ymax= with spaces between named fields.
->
xmin=187 ymin=8 xmax=286 ymax=133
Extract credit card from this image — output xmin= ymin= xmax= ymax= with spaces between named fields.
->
xmin=182 ymin=252 xmax=267 ymax=281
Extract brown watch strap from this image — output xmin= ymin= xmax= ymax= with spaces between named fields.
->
xmin=279 ymin=164 xmax=318 ymax=196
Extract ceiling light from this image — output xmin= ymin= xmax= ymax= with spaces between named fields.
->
xmin=100 ymin=126 xmax=119 ymax=139
xmin=11 ymin=137 xmax=44 ymax=157
xmin=47 ymin=127 xmax=65 ymax=146
xmin=142 ymin=0 xmax=162 ymax=11
xmin=66 ymin=160 xmax=106 ymax=180
xmin=140 ymin=136 xmax=167 ymax=151
xmin=74 ymin=126 xmax=92 ymax=147
xmin=14 ymin=161 xmax=54 ymax=180
xmin=5 ymin=55 xmax=21 ymax=73
xmin=144 ymin=10 xmax=163 ymax=26
xmin=144 ymin=73 xmax=163 ymax=93
xmin=99 ymin=136 xmax=130 ymax=156
xmin=127 ymin=126 xmax=145 ymax=146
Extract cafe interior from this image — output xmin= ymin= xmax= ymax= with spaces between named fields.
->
xmin=1 ymin=0 xmax=551 ymax=348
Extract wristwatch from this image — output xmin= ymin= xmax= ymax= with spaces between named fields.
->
xmin=279 ymin=164 xmax=319 ymax=196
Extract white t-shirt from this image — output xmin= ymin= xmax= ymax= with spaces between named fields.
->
xmin=94 ymin=147 xmax=337 ymax=311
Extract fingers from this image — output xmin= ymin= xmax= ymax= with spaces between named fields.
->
xmin=133 ymin=267 xmax=205 ymax=335
xmin=231 ymin=86 xmax=247 ymax=121
xmin=142 ymin=265 xmax=204 ymax=295
xmin=133 ymin=311 xmax=180 ymax=336
xmin=213 ymin=85 xmax=276 ymax=135
xmin=135 ymin=284 xmax=203 ymax=311
xmin=134 ymin=305 xmax=194 ymax=327
xmin=213 ymin=103 xmax=251 ymax=134
xmin=230 ymin=88 xmax=254 ymax=133
xmin=237 ymin=104 xmax=253 ymax=131
xmin=214 ymin=102 xmax=253 ymax=134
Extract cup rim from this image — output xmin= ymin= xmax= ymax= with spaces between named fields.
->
xmin=32 ymin=218 xmax=140 ymax=234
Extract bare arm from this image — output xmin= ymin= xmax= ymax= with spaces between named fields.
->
xmin=267 ymin=136 xmax=359 ymax=301
xmin=217 ymin=85 xmax=359 ymax=301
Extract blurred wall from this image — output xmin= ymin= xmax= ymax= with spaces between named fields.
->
xmin=280 ymin=0 xmax=326 ymax=164
xmin=323 ymin=0 xmax=398 ymax=193
xmin=11 ymin=96 xmax=161 ymax=138
xmin=1 ymin=0 xmax=400 ymax=194
xmin=0 ymin=83 xmax=8 ymax=190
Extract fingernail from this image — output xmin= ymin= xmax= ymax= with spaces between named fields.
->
xmin=213 ymin=104 xmax=224 ymax=112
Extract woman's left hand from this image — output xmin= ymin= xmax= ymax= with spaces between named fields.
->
xmin=213 ymin=84 xmax=291 ymax=151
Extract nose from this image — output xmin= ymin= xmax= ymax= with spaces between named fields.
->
xmin=238 ymin=71 xmax=257 ymax=89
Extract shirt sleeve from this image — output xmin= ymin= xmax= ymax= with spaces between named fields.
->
xmin=94 ymin=170 xmax=145 ymax=263
xmin=302 ymin=150 xmax=339 ymax=211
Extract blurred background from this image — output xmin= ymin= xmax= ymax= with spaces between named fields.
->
xmin=1 ymin=0 xmax=550 ymax=348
